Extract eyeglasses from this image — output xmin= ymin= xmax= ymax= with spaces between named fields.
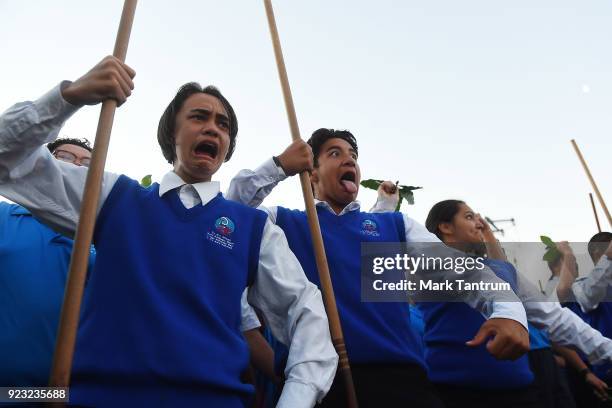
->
xmin=53 ymin=149 xmax=91 ymax=167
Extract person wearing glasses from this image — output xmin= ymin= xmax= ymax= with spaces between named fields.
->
xmin=0 ymin=137 xmax=94 ymax=386
xmin=48 ymin=137 xmax=93 ymax=167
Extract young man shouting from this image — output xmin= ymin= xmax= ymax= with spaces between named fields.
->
xmin=0 ymin=57 xmax=337 ymax=407
xmin=227 ymin=128 xmax=531 ymax=406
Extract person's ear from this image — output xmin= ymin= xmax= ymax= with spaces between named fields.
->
xmin=310 ymin=168 xmax=319 ymax=184
xmin=438 ymin=222 xmax=454 ymax=237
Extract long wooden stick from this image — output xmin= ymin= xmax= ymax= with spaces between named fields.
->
xmin=262 ymin=1 xmax=358 ymax=406
xmin=49 ymin=0 xmax=138 ymax=387
xmin=589 ymin=193 xmax=602 ymax=233
xmin=571 ymin=139 xmax=611 ymax=228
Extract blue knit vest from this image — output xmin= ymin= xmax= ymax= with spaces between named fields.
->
xmin=70 ymin=175 xmax=267 ymax=407
xmin=276 ymin=206 xmax=425 ymax=366
xmin=418 ymin=258 xmax=534 ymax=389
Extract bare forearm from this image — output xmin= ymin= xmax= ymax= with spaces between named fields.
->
xmin=553 ymin=344 xmax=587 ymax=371
xmin=244 ymin=329 xmax=279 ymax=382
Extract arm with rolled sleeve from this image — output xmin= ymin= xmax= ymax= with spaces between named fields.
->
xmin=0 ymin=83 xmax=119 ymax=236
xmin=517 ymin=272 xmax=612 ymax=364
xmin=571 ymin=256 xmax=612 ymax=313
xmin=248 ymin=219 xmax=338 ymax=407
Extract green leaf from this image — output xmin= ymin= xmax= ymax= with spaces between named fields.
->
xmin=543 ymin=248 xmax=561 ymax=262
xmin=540 ymin=235 xmax=555 ymax=248
xmin=360 ymin=179 xmax=383 ymax=190
xmin=361 ymin=179 xmax=422 ymax=210
xmin=140 ymin=174 xmax=152 ymax=187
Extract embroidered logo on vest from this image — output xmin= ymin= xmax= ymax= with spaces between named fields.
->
xmin=361 ymin=219 xmax=380 ymax=237
xmin=206 ymin=217 xmax=235 ymax=249
xmin=215 ymin=216 xmax=235 ymax=236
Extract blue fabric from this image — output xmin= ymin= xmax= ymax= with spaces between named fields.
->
xmin=276 ymin=206 xmax=426 ymax=366
xmin=418 ymin=258 xmax=534 ymax=389
xmin=0 ymin=202 xmax=95 ymax=386
xmin=70 ymin=176 xmax=267 ymax=407
xmin=528 ymin=323 xmax=551 ymax=350
xmin=409 ymin=304 xmax=426 ymax=359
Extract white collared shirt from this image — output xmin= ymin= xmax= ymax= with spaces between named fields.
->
xmin=0 ymin=84 xmax=337 ymax=407
xmin=571 ymin=256 xmax=612 ymax=313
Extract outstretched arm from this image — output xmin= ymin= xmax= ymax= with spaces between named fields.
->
xmin=369 ymin=181 xmax=529 ymax=359
xmin=518 ymin=272 xmax=612 ymax=365
xmin=225 ymin=139 xmax=312 ymax=207
xmin=0 ymin=56 xmax=134 ymax=237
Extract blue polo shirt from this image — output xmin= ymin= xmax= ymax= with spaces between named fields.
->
xmin=0 ymin=202 xmax=95 ymax=386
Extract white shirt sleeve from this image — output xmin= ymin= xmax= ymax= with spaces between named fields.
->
xmin=240 ymin=289 xmax=261 ymax=332
xmin=248 ymin=219 xmax=338 ymax=407
xmin=571 ymin=256 xmax=612 ymax=313
xmin=225 ymin=158 xmax=287 ymax=208
xmin=369 ymin=194 xmax=397 ymax=213
xmin=0 ymin=83 xmax=119 ymax=237
xmin=402 ymin=213 xmax=528 ymax=328
xmin=517 ymin=272 xmax=612 ymax=364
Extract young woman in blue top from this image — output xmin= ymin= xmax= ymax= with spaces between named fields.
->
xmin=421 ymin=199 xmax=541 ymax=408
xmin=416 ymin=199 xmax=612 ymax=408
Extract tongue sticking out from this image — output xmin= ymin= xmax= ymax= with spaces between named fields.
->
xmin=340 ymin=180 xmax=358 ymax=193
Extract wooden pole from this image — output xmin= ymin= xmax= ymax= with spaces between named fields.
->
xmin=49 ymin=0 xmax=138 ymax=387
xmin=262 ymin=1 xmax=358 ymax=406
xmin=571 ymin=139 xmax=611 ymax=228
xmin=589 ymin=193 xmax=602 ymax=233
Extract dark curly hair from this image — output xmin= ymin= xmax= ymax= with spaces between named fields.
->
xmin=47 ymin=137 xmax=92 ymax=153
xmin=306 ymin=128 xmax=358 ymax=167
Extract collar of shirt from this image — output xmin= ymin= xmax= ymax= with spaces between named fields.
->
xmin=314 ymin=199 xmax=361 ymax=216
xmin=158 ymin=171 xmax=220 ymax=209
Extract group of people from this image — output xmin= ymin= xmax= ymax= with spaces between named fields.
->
xmin=0 ymin=56 xmax=610 ymax=408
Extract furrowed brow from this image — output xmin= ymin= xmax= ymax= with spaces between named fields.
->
xmin=190 ymin=108 xmax=211 ymax=115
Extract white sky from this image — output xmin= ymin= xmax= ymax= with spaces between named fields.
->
xmin=1 ymin=0 xmax=610 ymax=245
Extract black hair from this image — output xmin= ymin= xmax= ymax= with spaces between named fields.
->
xmin=425 ymin=199 xmax=465 ymax=240
xmin=306 ymin=128 xmax=358 ymax=166
xmin=47 ymin=137 xmax=92 ymax=153
xmin=588 ymin=231 xmax=612 ymax=261
xmin=157 ymin=82 xmax=238 ymax=164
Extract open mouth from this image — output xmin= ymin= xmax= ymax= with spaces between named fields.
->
xmin=339 ymin=171 xmax=358 ymax=194
xmin=194 ymin=141 xmax=218 ymax=159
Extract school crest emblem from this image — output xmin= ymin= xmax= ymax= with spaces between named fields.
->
xmin=207 ymin=216 xmax=236 ymax=249
xmin=215 ymin=216 xmax=235 ymax=236
xmin=361 ymin=219 xmax=380 ymax=237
